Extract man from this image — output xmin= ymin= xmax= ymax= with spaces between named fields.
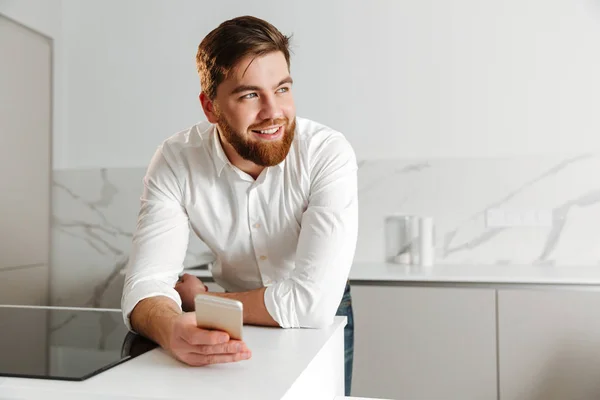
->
xmin=121 ymin=15 xmax=357 ymax=395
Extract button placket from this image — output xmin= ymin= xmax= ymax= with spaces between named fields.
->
xmin=248 ymin=187 xmax=270 ymax=283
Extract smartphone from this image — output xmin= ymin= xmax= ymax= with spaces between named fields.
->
xmin=194 ymin=294 xmax=243 ymax=340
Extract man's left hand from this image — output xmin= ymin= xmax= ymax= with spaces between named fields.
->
xmin=175 ymin=273 xmax=209 ymax=312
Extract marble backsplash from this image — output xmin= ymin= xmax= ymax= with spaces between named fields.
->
xmin=51 ymin=154 xmax=600 ymax=308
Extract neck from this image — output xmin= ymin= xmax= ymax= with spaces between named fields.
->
xmin=217 ymin=130 xmax=264 ymax=180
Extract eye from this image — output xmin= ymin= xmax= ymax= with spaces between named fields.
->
xmin=276 ymin=86 xmax=290 ymax=94
xmin=241 ymin=92 xmax=258 ymax=100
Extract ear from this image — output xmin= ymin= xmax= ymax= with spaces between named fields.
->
xmin=199 ymin=92 xmax=218 ymax=123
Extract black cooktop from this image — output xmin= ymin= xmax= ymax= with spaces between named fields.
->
xmin=0 ymin=306 xmax=157 ymax=381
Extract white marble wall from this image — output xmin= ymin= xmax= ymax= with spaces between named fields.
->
xmin=52 ymin=153 xmax=600 ymax=307
xmin=356 ymin=154 xmax=600 ymax=266
xmin=52 ymin=168 xmax=212 ymax=308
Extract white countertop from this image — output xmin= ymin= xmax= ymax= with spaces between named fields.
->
xmin=349 ymin=262 xmax=600 ymax=285
xmin=0 ymin=315 xmax=347 ymax=400
xmin=186 ymin=262 xmax=600 ymax=285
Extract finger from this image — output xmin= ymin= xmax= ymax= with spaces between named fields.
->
xmin=182 ymin=274 xmax=205 ymax=288
xmin=184 ymin=328 xmax=230 ymax=346
xmin=182 ymin=351 xmax=252 ymax=366
xmin=177 ymin=338 xmax=249 ymax=357
xmin=194 ymin=276 xmax=205 ymax=285
xmin=179 ymin=315 xmax=230 ymax=345
xmin=191 ymin=340 xmax=250 ymax=355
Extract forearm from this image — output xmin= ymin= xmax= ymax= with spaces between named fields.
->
xmin=130 ymin=296 xmax=182 ymax=348
xmin=212 ymin=288 xmax=280 ymax=327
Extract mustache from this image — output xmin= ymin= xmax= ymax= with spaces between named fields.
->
xmin=249 ymin=118 xmax=288 ymax=131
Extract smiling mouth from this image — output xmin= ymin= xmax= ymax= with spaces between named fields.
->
xmin=251 ymin=126 xmax=282 ymax=135
xmin=251 ymin=125 xmax=284 ymax=140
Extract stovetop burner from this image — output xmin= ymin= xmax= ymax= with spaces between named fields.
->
xmin=0 ymin=306 xmax=157 ymax=381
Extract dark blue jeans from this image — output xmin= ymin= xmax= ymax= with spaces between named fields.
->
xmin=335 ymin=281 xmax=354 ymax=396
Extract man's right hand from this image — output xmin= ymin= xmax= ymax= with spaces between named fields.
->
xmin=130 ymin=296 xmax=251 ymax=367
xmin=166 ymin=312 xmax=252 ymax=366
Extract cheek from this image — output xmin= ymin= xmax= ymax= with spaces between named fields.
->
xmin=281 ymin=96 xmax=296 ymax=117
xmin=239 ymin=114 xmax=260 ymax=132
xmin=225 ymin=105 xmax=258 ymax=132
xmin=283 ymin=104 xmax=296 ymax=121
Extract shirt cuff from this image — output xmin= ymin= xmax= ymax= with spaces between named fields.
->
xmin=121 ymin=280 xmax=182 ymax=332
xmin=264 ymin=283 xmax=298 ymax=329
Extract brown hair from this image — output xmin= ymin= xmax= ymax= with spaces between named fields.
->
xmin=196 ymin=16 xmax=292 ymax=100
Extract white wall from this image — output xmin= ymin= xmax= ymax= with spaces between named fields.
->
xmin=0 ymin=0 xmax=61 ymax=36
xmin=0 ymin=0 xmax=67 ymax=168
xmin=6 ymin=0 xmax=600 ymax=168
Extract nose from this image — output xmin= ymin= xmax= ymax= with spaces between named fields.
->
xmin=257 ymin=93 xmax=283 ymax=121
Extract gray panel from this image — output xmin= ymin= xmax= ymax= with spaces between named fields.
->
xmin=352 ymin=285 xmax=497 ymax=399
xmin=498 ymin=289 xmax=600 ymax=400
xmin=0 ymin=15 xmax=52 ymax=269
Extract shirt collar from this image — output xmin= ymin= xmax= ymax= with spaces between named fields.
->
xmin=211 ymin=125 xmax=230 ymax=177
xmin=211 ymin=125 xmax=286 ymax=177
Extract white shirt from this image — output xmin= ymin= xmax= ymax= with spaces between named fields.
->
xmin=121 ymin=116 xmax=358 ymax=330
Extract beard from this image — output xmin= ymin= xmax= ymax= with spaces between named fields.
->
xmin=216 ymin=112 xmax=295 ymax=167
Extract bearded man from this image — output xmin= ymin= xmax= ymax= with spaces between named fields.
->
xmin=121 ymin=15 xmax=358 ymax=396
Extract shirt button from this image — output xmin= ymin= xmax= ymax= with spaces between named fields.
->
xmin=253 ymin=223 xmax=261 ymax=229
xmin=259 ymin=255 xmax=267 ymax=261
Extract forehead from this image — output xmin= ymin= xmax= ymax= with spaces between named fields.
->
xmin=222 ymin=51 xmax=290 ymax=88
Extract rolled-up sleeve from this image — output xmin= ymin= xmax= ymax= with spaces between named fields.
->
xmin=121 ymin=144 xmax=190 ymax=332
xmin=264 ymin=134 xmax=358 ymax=328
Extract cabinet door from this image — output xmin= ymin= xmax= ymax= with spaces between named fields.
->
xmin=0 ymin=15 xmax=51 ymax=270
xmin=498 ymin=288 xmax=600 ymax=400
xmin=0 ymin=264 xmax=49 ymax=305
xmin=351 ymin=285 xmax=497 ymax=400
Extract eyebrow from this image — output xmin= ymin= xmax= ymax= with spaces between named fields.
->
xmin=230 ymin=77 xmax=294 ymax=95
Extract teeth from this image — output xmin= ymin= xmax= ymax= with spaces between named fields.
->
xmin=257 ymin=127 xmax=279 ymax=135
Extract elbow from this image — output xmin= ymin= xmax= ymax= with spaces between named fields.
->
xmin=269 ymin=280 xmax=342 ymax=329
xmin=295 ymin=298 xmax=337 ymax=329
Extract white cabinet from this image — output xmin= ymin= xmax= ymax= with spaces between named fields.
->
xmin=0 ymin=264 xmax=49 ymax=305
xmin=351 ymin=285 xmax=497 ymax=400
xmin=0 ymin=15 xmax=52 ymax=270
xmin=498 ymin=288 xmax=600 ymax=400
